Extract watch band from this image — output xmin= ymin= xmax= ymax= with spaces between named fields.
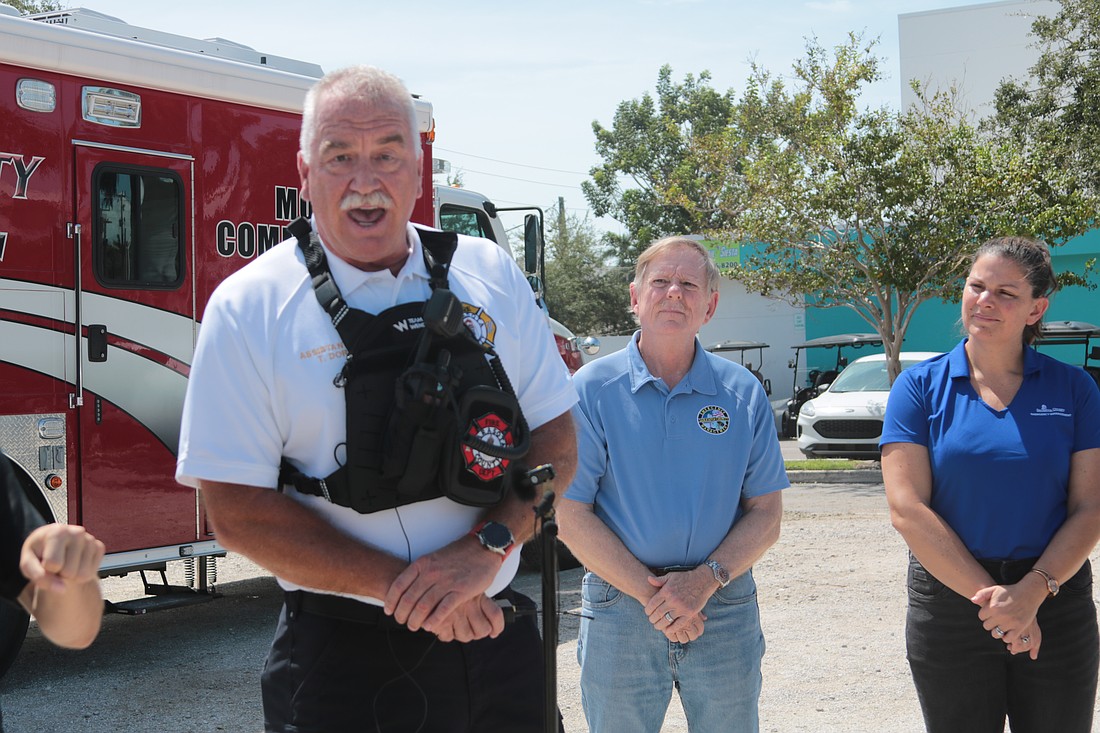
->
xmin=704 ymin=559 xmax=730 ymax=588
xmin=470 ymin=520 xmax=515 ymax=563
xmin=1028 ymin=566 xmax=1059 ymax=597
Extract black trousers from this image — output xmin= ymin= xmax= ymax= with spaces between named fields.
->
xmin=261 ymin=588 xmax=555 ymax=733
xmin=906 ymin=556 xmax=1099 ymax=733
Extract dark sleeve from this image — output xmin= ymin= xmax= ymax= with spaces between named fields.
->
xmin=0 ymin=452 xmax=46 ymax=604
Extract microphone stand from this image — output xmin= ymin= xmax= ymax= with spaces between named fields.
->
xmin=524 ymin=465 xmax=559 ymax=733
xmin=537 ymin=490 xmax=559 ymax=733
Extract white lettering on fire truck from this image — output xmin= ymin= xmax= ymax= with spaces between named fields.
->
xmin=215 ymin=186 xmax=313 ymax=259
xmin=0 ymin=152 xmax=45 ymax=199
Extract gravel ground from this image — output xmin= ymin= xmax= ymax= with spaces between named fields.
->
xmin=3 ymin=478 xmax=1098 ymax=732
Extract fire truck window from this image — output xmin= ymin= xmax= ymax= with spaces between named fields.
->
xmin=95 ymin=169 xmax=183 ymax=288
xmin=439 ymin=205 xmax=495 ymax=242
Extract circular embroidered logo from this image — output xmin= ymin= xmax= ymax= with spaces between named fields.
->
xmin=463 ymin=412 xmax=513 ymax=481
xmin=697 ymin=405 xmax=730 ymax=435
xmin=462 ymin=304 xmax=497 ymax=346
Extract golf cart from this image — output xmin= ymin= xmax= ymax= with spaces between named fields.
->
xmin=706 ymin=340 xmax=771 ymax=395
xmin=781 ymin=333 xmax=884 ymax=438
xmin=1035 ymin=320 xmax=1100 ymax=388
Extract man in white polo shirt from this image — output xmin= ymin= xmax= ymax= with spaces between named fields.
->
xmin=559 ymin=236 xmax=787 ymax=733
xmin=176 ymin=65 xmax=576 ymax=733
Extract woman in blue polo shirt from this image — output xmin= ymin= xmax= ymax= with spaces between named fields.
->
xmin=881 ymin=236 xmax=1100 ymax=733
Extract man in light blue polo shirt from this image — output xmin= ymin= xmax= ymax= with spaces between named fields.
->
xmin=558 ymin=236 xmax=788 ymax=733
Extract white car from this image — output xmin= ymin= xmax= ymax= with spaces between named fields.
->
xmin=796 ymin=352 xmax=941 ymax=459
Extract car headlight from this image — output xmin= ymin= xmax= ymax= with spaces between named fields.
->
xmin=800 ymin=401 xmax=816 ymax=418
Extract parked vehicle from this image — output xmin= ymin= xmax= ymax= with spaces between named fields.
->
xmin=706 ymin=340 xmax=771 ymax=394
xmin=1035 ymin=320 xmax=1100 ymax=388
xmin=796 ymin=352 xmax=941 ymax=459
xmin=781 ymin=333 xmax=883 ymax=438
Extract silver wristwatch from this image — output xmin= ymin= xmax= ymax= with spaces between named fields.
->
xmin=704 ymin=559 xmax=731 ymax=588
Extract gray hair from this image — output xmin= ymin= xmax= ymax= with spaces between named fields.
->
xmin=299 ymin=65 xmax=419 ymax=165
xmin=634 ymin=236 xmax=722 ymax=293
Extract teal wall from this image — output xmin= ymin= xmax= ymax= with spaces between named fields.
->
xmin=802 ymin=232 xmax=1099 ymax=373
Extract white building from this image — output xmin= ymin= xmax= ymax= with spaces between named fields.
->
xmin=898 ymin=0 xmax=1057 ymax=117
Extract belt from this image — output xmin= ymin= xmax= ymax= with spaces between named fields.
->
xmin=647 ymin=565 xmax=695 ymax=577
xmin=977 ymin=557 xmax=1040 ymax=586
xmin=977 ymin=557 xmax=1092 ymax=587
xmin=286 ymin=590 xmax=405 ymax=629
xmin=287 ymin=587 xmax=529 ymax=629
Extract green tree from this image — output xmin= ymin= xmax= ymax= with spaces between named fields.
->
xmin=582 ymin=65 xmax=739 ymax=261
xmin=991 ymin=0 xmax=1100 ymax=193
xmin=724 ymin=35 xmax=1094 ymax=380
xmin=543 ymin=212 xmax=635 ymax=337
xmin=591 ymin=34 xmax=1095 ymax=381
xmin=7 ymin=0 xmax=62 ymax=13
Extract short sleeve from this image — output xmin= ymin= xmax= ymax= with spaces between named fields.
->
xmin=1072 ymin=371 xmax=1100 ymax=454
xmin=564 ymin=400 xmax=607 ymax=505
xmin=880 ymin=368 xmax=930 ymax=448
xmin=741 ymin=380 xmax=789 ymax=497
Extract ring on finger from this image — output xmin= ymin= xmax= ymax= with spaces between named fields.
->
xmin=993 ymin=626 xmax=1006 ymax=638
xmin=664 ymin=611 xmax=675 ymax=623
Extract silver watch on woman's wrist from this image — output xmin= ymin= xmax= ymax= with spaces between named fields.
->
xmin=704 ymin=559 xmax=731 ymax=588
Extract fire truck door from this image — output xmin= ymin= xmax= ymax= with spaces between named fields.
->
xmin=72 ymin=144 xmax=198 ymax=552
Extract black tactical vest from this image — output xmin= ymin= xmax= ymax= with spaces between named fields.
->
xmin=279 ymin=218 xmax=529 ymax=514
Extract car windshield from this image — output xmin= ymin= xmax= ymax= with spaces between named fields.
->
xmin=828 ymin=359 xmax=924 ymax=393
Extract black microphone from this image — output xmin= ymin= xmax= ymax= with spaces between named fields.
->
xmin=515 ymin=463 xmax=555 ymax=502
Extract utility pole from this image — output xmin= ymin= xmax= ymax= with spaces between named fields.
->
xmin=557 ymin=196 xmax=567 ymax=240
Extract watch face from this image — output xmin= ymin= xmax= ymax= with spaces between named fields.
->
xmin=708 ymin=560 xmax=730 ymax=585
xmin=479 ymin=521 xmax=513 ymax=551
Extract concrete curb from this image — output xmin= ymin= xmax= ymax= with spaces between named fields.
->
xmin=786 ymin=469 xmax=883 ymax=484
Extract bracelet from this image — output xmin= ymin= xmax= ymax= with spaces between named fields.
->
xmin=1028 ymin=566 xmax=1060 ymax=597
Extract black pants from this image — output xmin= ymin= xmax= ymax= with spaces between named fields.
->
xmin=906 ymin=556 xmax=1099 ymax=733
xmin=261 ymin=588 xmax=555 ymax=733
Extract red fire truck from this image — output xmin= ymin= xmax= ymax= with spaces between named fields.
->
xmin=0 ymin=6 xmax=594 ymax=672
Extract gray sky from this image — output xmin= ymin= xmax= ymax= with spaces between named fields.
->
xmin=75 ymin=0 xmax=1000 ymax=234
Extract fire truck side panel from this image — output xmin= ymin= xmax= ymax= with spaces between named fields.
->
xmin=1 ymin=55 xmax=77 ymax=528
xmin=195 ymin=102 xmax=305 ymax=320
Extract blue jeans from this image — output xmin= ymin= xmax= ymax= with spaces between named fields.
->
xmin=906 ymin=555 xmax=1099 ymax=733
xmin=576 ymin=570 xmax=765 ymax=733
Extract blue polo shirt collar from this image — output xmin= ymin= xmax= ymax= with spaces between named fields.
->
xmin=947 ymin=338 xmax=1044 ymax=381
xmin=625 ymin=331 xmax=718 ymax=396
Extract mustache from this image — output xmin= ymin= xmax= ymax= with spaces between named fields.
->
xmin=340 ymin=191 xmax=394 ymax=211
